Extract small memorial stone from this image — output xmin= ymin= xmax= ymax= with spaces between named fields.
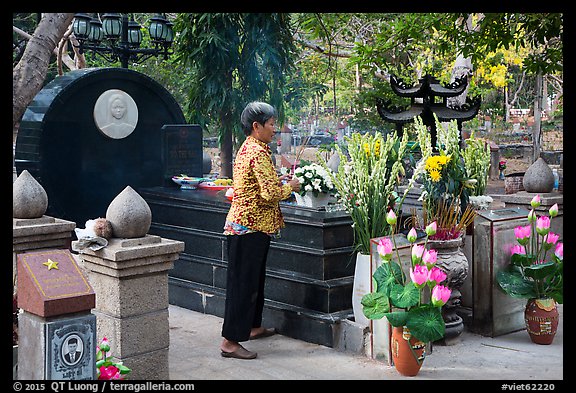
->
xmin=17 ymin=249 xmax=95 ymax=317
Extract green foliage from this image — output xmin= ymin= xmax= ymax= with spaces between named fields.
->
xmin=462 ymin=132 xmax=491 ymax=196
xmin=319 ymin=131 xmax=409 ymax=254
xmin=174 ymin=13 xmax=296 ymax=144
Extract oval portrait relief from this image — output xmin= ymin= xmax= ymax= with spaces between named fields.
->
xmin=61 ymin=334 xmax=84 ymax=366
xmin=93 ymin=89 xmax=138 ymax=139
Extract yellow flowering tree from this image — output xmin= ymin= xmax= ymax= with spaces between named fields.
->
xmin=320 ymin=131 xmax=409 ymax=254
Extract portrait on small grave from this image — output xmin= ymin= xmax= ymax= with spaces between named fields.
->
xmin=62 ymin=334 xmax=84 ymax=366
xmin=47 ymin=315 xmax=96 ymax=380
xmin=94 ymin=89 xmax=139 ymax=139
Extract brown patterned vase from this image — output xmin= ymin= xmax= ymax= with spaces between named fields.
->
xmin=524 ymin=298 xmax=559 ymax=345
xmin=391 ymin=326 xmax=426 ymax=376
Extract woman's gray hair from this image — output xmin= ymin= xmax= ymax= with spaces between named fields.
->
xmin=240 ymin=101 xmax=277 ymax=136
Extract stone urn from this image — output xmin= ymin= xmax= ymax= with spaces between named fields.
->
xmin=106 ymin=186 xmax=152 ymax=238
xmin=428 ymin=236 xmax=469 ymax=344
xmin=523 ymin=157 xmax=554 ymax=193
xmin=13 ymin=170 xmax=48 ymax=219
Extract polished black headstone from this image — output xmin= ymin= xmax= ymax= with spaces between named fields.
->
xmin=161 ymin=124 xmax=203 ymax=185
xmin=15 ymin=68 xmax=189 ymax=226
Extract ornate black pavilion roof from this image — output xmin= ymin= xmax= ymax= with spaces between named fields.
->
xmin=390 ymin=73 xmax=468 ymax=98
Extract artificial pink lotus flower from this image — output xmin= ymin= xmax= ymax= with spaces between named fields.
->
xmin=431 ymin=285 xmax=451 ymax=307
xmin=410 ymin=264 xmax=429 ymax=287
xmin=407 ymin=227 xmax=418 ymax=243
xmin=377 ymin=237 xmax=393 ymax=260
xmin=99 ymin=365 xmax=123 ymax=380
xmin=531 ymin=194 xmax=541 ymax=208
xmin=514 ymin=225 xmax=531 ymax=245
xmin=544 ymin=232 xmax=560 ymax=249
xmin=386 ymin=210 xmax=397 ymax=226
xmin=555 ymin=242 xmax=563 ymax=260
xmin=428 ymin=266 xmax=447 ymax=285
xmin=411 ymin=244 xmax=426 ymax=264
xmin=549 ymin=203 xmax=558 ymax=218
xmin=99 ymin=337 xmax=111 ymax=353
xmin=510 ymin=244 xmax=526 ymax=255
xmin=527 ymin=209 xmax=537 ymax=223
xmin=425 ymin=221 xmax=437 ymax=237
xmin=423 ymin=249 xmax=438 ymax=266
xmin=536 ymin=216 xmax=551 ymax=236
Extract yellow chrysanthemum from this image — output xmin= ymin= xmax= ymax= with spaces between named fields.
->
xmin=429 ymin=169 xmax=441 ymax=182
xmin=438 ymin=155 xmax=451 ymax=165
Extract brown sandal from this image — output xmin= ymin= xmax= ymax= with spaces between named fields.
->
xmin=220 ymin=345 xmax=257 ymax=360
xmin=249 ymin=328 xmax=277 ymax=340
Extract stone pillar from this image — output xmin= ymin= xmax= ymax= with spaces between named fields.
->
xmin=73 ymin=186 xmax=184 ymax=380
xmin=489 ymin=141 xmax=500 ymax=180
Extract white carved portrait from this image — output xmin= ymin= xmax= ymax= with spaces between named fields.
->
xmin=93 ymin=89 xmax=138 ymax=139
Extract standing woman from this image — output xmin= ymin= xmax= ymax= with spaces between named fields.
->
xmin=220 ymin=102 xmax=300 ymax=359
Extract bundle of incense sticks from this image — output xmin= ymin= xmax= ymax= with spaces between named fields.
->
xmin=292 ymin=135 xmax=311 ymax=174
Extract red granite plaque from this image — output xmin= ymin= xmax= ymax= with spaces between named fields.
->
xmin=17 ymin=249 xmax=95 ymax=317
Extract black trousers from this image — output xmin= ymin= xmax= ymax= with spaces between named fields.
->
xmin=221 ymin=232 xmax=271 ymax=342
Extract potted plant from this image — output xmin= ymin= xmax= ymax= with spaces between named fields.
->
xmin=361 ymin=211 xmax=450 ymax=376
xmin=293 ymin=162 xmax=335 ymax=207
xmin=496 ymin=195 xmax=563 ymax=344
xmin=320 ymin=130 xmax=410 ymax=326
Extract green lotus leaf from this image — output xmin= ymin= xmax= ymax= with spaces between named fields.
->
xmin=389 ymin=282 xmax=420 ymax=309
xmin=405 ymin=305 xmax=445 ymax=343
xmin=524 ymin=261 xmax=557 ymax=280
xmin=496 ymin=270 xmax=537 ymax=299
xmin=361 ymin=291 xmax=390 ymax=320
xmin=383 ymin=310 xmax=409 ymax=327
xmin=373 ymin=261 xmax=405 ymax=296
xmin=511 ymin=253 xmax=535 ymax=267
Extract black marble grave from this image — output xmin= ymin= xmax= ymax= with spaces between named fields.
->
xmin=139 ymin=186 xmax=357 ymax=347
xmin=14 ymin=67 xmax=359 ymax=348
xmin=14 ymin=67 xmax=187 ymax=226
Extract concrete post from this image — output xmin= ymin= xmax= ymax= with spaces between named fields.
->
xmin=74 ymin=234 xmax=184 ymax=380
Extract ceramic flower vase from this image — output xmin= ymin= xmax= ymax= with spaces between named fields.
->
xmin=524 ymin=298 xmax=559 ymax=345
xmin=294 ymin=192 xmax=331 ymax=208
xmin=391 ymin=326 xmax=426 ymax=376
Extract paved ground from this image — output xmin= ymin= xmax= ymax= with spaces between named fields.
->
xmin=168 ymin=304 xmax=563 ymax=381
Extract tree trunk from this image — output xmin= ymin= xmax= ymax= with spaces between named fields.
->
xmin=532 ymin=72 xmax=544 ymax=162
xmin=13 ymin=13 xmax=74 ymax=135
xmin=219 ymin=110 xmax=234 ymax=179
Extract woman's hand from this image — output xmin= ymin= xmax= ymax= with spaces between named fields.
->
xmin=278 ymin=174 xmax=291 ymax=184
xmin=287 ymin=177 xmax=301 ymax=193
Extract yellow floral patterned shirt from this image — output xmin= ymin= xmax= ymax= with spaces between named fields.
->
xmin=224 ymin=136 xmax=292 ymax=235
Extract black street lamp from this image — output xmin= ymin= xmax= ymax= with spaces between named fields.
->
xmin=72 ymin=13 xmax=173 ymax=69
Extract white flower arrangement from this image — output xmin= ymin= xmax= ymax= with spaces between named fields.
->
xmin=294 ymin=163 xmax=334 ymax=197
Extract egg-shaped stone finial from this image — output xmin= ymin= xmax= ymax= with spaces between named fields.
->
xmin=523 ymin=157 xmax=554 ymax=193
xmin=13 ymin=170 xmax=48 ymax=219
xmin=105 ymin=186 xmax=152 ymax=238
